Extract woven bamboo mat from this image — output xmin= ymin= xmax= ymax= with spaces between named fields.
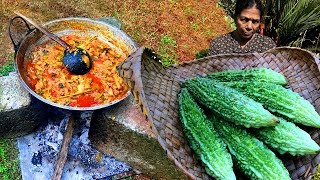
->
xmin=117 ymin=46 xmax=320 ymax=180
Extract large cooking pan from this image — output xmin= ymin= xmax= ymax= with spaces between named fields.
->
xmin=8 ymin=17 xmax=138 ymax=111
xmin=8 ymin=16 xmax=139 ymax=179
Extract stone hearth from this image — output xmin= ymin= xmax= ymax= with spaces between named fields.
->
xmin=1 ymin=74 xmax=188 ymax=179
xmin=17 ymin=110 xmax=133 ymax=179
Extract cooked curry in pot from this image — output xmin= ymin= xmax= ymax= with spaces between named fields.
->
xmin=26 ymin=35 xmax=129 ymax=107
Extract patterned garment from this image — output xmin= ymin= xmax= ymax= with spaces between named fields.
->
xmin=208 ymin=31 xmax=276 ymax=56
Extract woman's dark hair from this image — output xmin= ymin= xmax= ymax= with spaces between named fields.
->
xmin=234 ymin=0 xmax=264 ymax=19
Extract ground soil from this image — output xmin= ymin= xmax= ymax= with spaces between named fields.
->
xmin=0 ymin=0 xmax=230 ymax=66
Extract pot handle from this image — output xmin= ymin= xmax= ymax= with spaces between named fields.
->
xmin=8 ymin=16 xmax=34 ymax=53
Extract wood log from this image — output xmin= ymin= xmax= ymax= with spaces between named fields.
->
xmin=52 ymin=114 xmax=75 ymax=180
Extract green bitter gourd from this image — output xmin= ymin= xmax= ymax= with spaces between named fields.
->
xmin=178 ymin=88 xmax=235 ymax=180
xmin=253 ymin=117 xmax=320 ymax=156
xmin=209 ymin=115 xmax=291 ymax=180
xmin=206 ymin=68 xmax=287 ymax=85
xmin=221 ymin=81 xmax=320 ymax=128
xmin=182 ymin=78 xmax=278 ymax=128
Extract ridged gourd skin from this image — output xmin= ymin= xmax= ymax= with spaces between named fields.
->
xmin=182 ymin=78 xmax=278 ymax=128
xmin=206 ymin=68 xmax=287 ymax=85
xmin=210 ymin=116 xmax=291 ymax=180
xmin=178 ymin=88 xmax=236 ymax=180
xmin=253 ymin=117 xmax=320 ymax=156
xmin=222 ymin=82 xmax=320 ymax=128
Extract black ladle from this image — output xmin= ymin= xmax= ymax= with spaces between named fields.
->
xmin=15 ymin=12 xmax=91 ymax=75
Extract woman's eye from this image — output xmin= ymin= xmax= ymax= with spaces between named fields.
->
xmin=239 ymin=17 xmax=260 ymax=24
xmin=240 ymin=18 xmax=249 ymax=22
xmin=252 ymin=20 xmax=260 ymax=24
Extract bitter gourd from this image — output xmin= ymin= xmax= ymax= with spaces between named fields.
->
xmin=221 ymin=81 xmax=320 ymax=128
xmin=209 ymin=115 xmax=291 ymax=180
xmin=182 ymin=78 xmax=278 ymax=128
xmin=206 ymin=68 xmax=287 ymax=85
xmin=178 ymin=88 xmax=236 ymax=180
xmin=253 ymin=117 xmax=320 ymax=156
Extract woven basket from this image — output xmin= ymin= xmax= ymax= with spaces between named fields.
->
xmin=117 ymin=46 xmax=320 ymax=180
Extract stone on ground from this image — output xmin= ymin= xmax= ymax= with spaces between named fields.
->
xmin=89 ymin=95 xmax=188 ymax=180
xmin=0 ymin=74 xmax=48 ymax=138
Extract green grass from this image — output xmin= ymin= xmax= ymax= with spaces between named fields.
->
xmin=224 ymin=16 xmax=236 ymax=31
xmin=190 ymin=22 xmax=199 ymax=30
xmin=0 ymin=61 xmax=14 ymax=76
xmin=195 ymin=49 xmax=209 ymax=59
xmin=314 ymin=165 xmax=320 ymax=179
xmin=131 ymin=29 xmax=142 ymax=43
xmin=112 ymin=176 xmax=133 ymax=180
xmin=158 ymin=35 xmax=178 ymax=67
xmin=0 ymin=63 xmax=21 ymax=180
xmin=185 ymin=6 xmax=193 ymax=16
xmin=0 ymin=139 xmax=21 ymax=180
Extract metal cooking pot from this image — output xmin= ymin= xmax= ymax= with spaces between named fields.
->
xmin=9 ymin=17 xmax=138 ymax=111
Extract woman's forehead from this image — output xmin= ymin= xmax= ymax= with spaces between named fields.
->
xmin=239 ymin=7 xmax=261 ymax=20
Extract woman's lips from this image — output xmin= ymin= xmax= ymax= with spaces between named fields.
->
xmin=242 ymin=32 xmax=253 ymax=38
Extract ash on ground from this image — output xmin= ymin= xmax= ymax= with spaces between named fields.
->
xmin=17 ymin=109 xmax=132 ymax=180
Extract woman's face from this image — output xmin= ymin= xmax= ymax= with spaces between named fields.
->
xmin=235 ymin=6 xmax=261 ymax=40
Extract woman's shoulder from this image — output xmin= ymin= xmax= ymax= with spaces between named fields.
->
xmin=208 ymin=32 xmax=236 ymax=56
xmin=209 ymin=32 xmax=235 ymax=48
xmin=254 ymin=33 xmax=276 ymax=46
xmin=211 ymin=32 xmax=233 ymax=43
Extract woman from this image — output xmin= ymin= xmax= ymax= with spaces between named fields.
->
xmin=208 ymin=0 xmax=276 ymax=55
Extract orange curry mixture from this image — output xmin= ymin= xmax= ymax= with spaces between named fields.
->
xmin=26 ymin=35 xmax=129 ymax=107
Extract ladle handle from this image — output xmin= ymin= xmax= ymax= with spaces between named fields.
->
xmin=14 ymin=12 xmax=71 ymax=50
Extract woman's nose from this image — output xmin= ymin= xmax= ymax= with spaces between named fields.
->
xmin=246 ymin=21 xmax=253 ymax=31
